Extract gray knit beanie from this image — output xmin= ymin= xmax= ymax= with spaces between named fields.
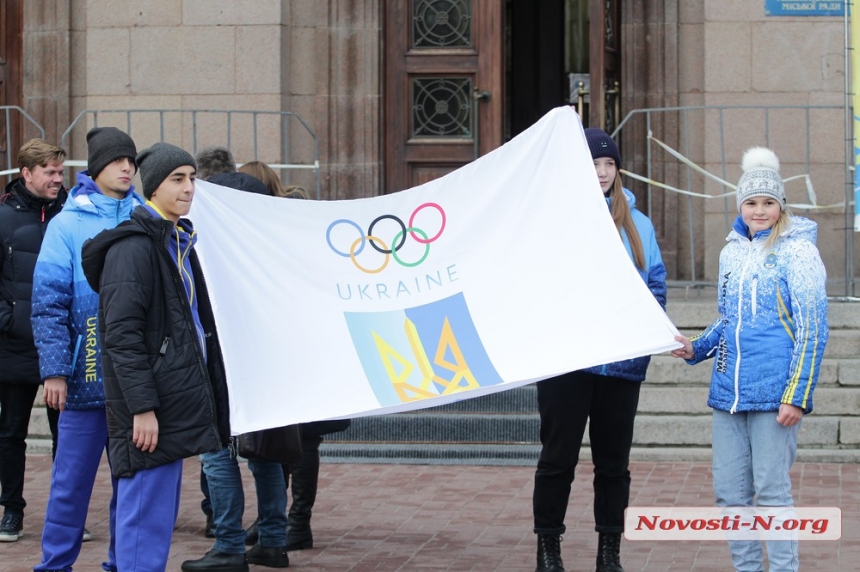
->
xmin=136 ymin=142 xmax=197 ymax=199
xmin=735 ymin=147 xmax=785 ymax=211
xmin=87 ymin=127 xmax=138 ymax=179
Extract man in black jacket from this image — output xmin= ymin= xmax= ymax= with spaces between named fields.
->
xmin=81 ymin=142 xmax=231 ymax=570
xmin=0 ymin=139 xmax=65 ymax=542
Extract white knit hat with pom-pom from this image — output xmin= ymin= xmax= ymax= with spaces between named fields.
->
xmin=736 ymin=147 xmax=785 ymax=211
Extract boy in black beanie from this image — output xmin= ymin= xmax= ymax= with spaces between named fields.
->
xmin=81 ymin=142 xmax=232 ymax=570
xmin=31 ymin=126 xmax=143 ymax=572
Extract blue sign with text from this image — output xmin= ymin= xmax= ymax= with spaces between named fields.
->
xmin=766 ymin=1 xmax=845 ymax=16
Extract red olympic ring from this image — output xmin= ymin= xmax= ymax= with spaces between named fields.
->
xmin=408 ymin=202 xmax=446 ymax=244
xmin=327 ymin=203 xmax=446 ymax=273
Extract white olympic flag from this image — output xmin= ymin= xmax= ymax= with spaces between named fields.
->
xmin=189 ymin=106 xmax=680 ymax=434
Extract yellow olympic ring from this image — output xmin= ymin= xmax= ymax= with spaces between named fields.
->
xmin=350 ymin=235 xmax=389 ymax=274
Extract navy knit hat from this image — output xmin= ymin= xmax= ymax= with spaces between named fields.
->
xmin=87 ymin=127 xmax=137 ymax=179
xmin=584 ymin=128 xmax=621 ymax=167
xmin=136 ymin=143 xmax=197 ymax=199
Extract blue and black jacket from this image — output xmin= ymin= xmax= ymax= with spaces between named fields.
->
xmin=31 ymin=171 xmax=143 ymax=410
xmin=687 ymin=215 xmax=828 ymax=413
xmin=583 ymin=188 xmax=667 ymax=382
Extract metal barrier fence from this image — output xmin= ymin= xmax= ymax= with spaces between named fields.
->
xmin=0 ymin=106 xmax=46 ymax=179
xmin=59 ymin=109 xmax=321 ymax=199
xmin=611 ymin=104 xmax=850 ymax=294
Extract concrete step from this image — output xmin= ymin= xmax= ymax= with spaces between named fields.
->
xmin=638 ymin=385 xmax=860 ymax=416
xmin=318 ymin=443 xmax=860 ymax=465
xmin=406 ymin=386 xmax=537 ymax=414
xmin=24 ymin=437 xmax=52 ymax=456
xmin=328 ymin=413 xmax=846 ymax=448
xmin=330 ymin=413 xmax=541 ymax=444
xmin=320 ymin=443 xmax=542 ymax=466
xmin=631 ymin=415 xmax=841 ymax=447
xmin=27 ymin=405 xmax=52 ymax=437
xmin=645 ymin=354 xmax=853 ymax=387
xmin=646 ymin=355 xmax=713 ymax=385
xmin=22 ymin=298 xmax=860 ymax=466
xmin=674 ymin=328 xmax=859 ymax=359
xmin=667 ymin=297 xmax=860 ymax=330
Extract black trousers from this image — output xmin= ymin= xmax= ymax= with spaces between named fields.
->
xmin=532 ymin=370 xmax=641 ymax=535
xmin=0 ymin=382 xmax=59 ymax=515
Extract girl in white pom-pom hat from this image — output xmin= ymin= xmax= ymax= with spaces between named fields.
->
xmin=673 ymin=147 xmax=828 ymax=572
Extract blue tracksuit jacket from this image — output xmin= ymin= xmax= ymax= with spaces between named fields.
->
xmin=583 ymin=188 xmax=667 ymax=382
xmin=687 ymin=215 xmax=828 ymax=413
xmin=31 ymin=171 xmax=144 ymax=410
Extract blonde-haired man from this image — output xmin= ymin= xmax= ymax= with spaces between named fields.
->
xmin=0 ymin=139 xmax=66 ymax=542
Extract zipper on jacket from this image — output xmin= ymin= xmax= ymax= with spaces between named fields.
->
xmin=751 ymin=276 xmax=758 ymax=318
xmin=152 ymin=336 xmax=170 ymax=373
xmin=156 ymin=226 xmax=220 ymax=438
xmin=731 ymin=242 xmax=754 ymax=414
xmin=69 ymin=335 xmax=83 ymax=379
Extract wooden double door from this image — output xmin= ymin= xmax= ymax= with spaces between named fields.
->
xmin=383 ymin=0 xmax=504 ymax=193
xmin=383 ymin=0 xmax=621 ymax=194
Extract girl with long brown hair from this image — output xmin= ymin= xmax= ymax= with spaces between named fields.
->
xmin=532 ymin=128 xmax=666 ymax=572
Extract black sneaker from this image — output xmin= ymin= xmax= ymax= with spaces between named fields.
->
xmin=0 ymin=513 xmax=23 ymax=542
xmin=246 ymin=544 xmax=289 ymax=568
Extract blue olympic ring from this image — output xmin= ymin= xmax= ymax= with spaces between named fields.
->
xmin=325 ymin=203 xmax=446 ymax=273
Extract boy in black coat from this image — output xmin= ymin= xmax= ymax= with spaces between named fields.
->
xmin=82 ymin=143 xmax=231 ymax=569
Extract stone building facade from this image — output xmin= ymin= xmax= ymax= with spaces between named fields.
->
xmin=8 ymin=0 xmax=855 ymax=287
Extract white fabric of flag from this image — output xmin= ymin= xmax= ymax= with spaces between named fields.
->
xmin=190 ymin=106 xmax=680 ymax=434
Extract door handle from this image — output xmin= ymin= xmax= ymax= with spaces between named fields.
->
xmin=472 ymin=88 xmax=491 ymax=159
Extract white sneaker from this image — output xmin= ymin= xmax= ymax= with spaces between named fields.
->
xmin=82 ymin=527 xmax=93 ymax=542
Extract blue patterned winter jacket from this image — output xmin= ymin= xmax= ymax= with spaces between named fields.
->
xmin=583 ymin=188 xmax=667 ymax=382
xmin=31 ymin=172 xmax=144 ymax=410
xmin=687 ymin=215 xmax=828 ymax=413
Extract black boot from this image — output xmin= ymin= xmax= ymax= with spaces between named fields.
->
xmin=247 ymin=544 xmax=290 ymax=568
xmin=535 ymin=534 xmax=564 ymax=572
xmin=244 ymin=518 xmax=258 ymax=546
xmin=595 ymin=533 xmax=624 ymax=572
xmin=204 ymin=509 xmax=215 ymax=538
xmin=285 ymin=438 xmax=320 ymax=551
xmin=180 ymin=549 xmax=249 ymax=572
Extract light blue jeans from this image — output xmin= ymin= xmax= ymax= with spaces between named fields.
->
xmin=712 ymin=409 xmax=800 ymax=572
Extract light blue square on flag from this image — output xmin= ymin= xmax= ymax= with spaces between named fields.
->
xmin=344 ymin=292 xmax=503 ymax=406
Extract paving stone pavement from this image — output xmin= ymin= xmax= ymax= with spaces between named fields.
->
xmin=0 ymin=455 xmax=857 ymax=571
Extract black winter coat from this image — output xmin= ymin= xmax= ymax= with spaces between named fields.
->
xmin=0 ymin=178 xmax=66 ymax=383
xmin=81 ymin=207 xmax=231 ymax=478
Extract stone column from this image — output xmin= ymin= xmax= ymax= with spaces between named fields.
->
xmin=287 ymin=0 xmax=382 ymax=200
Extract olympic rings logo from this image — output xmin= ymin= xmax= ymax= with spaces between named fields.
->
xmin=326 ymin=203 xmax=446 ymax=274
